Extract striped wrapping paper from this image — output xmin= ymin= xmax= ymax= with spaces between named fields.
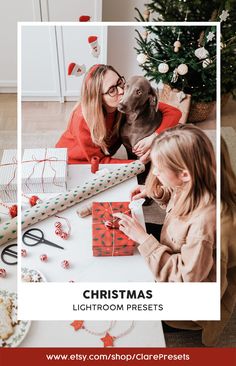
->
xmin=0 ymin=161 xmax=145 ymax=246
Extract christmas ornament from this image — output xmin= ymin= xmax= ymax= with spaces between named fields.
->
xmin=68 ymin=63 xmax=86 ymax=77
xmin=206 ymin=31 xmax=215 ymax=42
xmin=143 ymin=9 xmax=150 ymax=21
xmin=40 ymin=254 xmax=48 ymax=262
xmin=61 ymin=260 xmax=70 ymax=269
xmin=0 ymin=202 xmax=17 ymax=218
xmin=177 ymin=64 xmax=188 ymax=75
xmin=194 ymin=47 xmax=209 ymax=60
xmin=202 ymin=58 xmax=213 ymax=68
xmin=219 ymin=9 xmax=229 ymax=22
xmin=71 ymin=320 xmax=84 ymax=331
xmin=54 ymin=215 xmax=71 ymax=240
xmin=171 ymin=68 xmax=179 ymax=83
xmin=21 ymin=249 xmax=27 ymax=257
xmin=137 ymin=53 xmax=148 ymax=64
xmin=101 ymin=332 xmax=116 ymax=347
xmin=22 ymin=194 xmax=42 ymax=207
xmin=173 ymin=40 xmax=181 ymax=52
xmin=70 ymin=320 xmax=135 ymax=347
xmin=158 ymin=63 xmax=169 ymax=73
xmin=0 ymin=268 xmax=6 ymax=278
xmin=78 ymin=15 xmax=91 ymax=22
xmin=88 ymin=36 xmax=100 ymax=58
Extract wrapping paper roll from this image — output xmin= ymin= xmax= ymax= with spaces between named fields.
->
xmin=0 ymin=161 xmax=144 ymax=246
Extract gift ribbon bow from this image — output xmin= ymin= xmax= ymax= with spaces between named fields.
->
xmin=23 ymin=149 xmax=66 ymax=193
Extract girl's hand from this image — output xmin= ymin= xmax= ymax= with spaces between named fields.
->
xmin=113 ymin=212 xmax=149 ymax=244
xmin=132 ymin=133 xmax=156 ymax=156
xmin=130 ymin=185 xmax=147 ymax=201
xmin=140 ymin=149 xmax=151 ymax=164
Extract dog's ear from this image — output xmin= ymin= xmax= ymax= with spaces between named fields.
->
xmin=148 ymin=87 xmax=159 ymax=110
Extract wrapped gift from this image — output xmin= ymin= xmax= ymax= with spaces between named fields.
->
xmin=0 ymin=149 xmax=17 ymax=202
xmin=22 ymin=148 xmax=67 ymax=194
xmin=92 ymin=202 xmax=136 ymax=257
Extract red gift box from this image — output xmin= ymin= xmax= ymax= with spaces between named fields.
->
xmin=92 ymin=202 xmax=136 ymax=257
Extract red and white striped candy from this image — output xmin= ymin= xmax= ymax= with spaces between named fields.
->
xmin=40 ymin=254 xmax=48 ymax=262
xmin=0 ymin=268 xmax=7 ymax=278
xmin=61 ymin=260 xmax=70 ymax=269
xmin=21 ymin=249 xmax=27 ymax=257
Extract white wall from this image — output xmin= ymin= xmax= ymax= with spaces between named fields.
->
xmin=107 ymin=26 xmax=145 ymax=80
xmin=102 ymin=0 xmax=146 ymax=21
xmin=0 ymin=0 xmax=40 ymax=92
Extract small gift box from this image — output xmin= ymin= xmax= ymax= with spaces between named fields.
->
xmin=0 ymin=149 xmax=17 ymax=202
xmin=21 ymin=148 xmax=67 ymax=194
xmin=92 ymin=202 xmax=136 ymax=257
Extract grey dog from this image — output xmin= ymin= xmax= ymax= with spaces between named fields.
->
xmin=118 ymin=75 xmax=162 ymax=160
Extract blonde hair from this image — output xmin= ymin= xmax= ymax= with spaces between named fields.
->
xmin=221 ymin=136 xmax=236 ymax=222
xmin=146 ymin=124 xmax=216 ymax=217
xmin=76 ymin=64 xmax=123 ymax=154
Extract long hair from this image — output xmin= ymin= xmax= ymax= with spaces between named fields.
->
xmin=145 ymin=124 xmax=216 ymax=217
xmin=77 ymin=64 xmax=123 ymax=154
xmin=221 ymin=136 xmax=236 ymax=222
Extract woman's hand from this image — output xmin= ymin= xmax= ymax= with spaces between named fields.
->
xmin=130 ymin=185 xmax=147 ymax=201
xmin=132 ymin=133 xmax=156 ymax=156
xmin=113 ymin=212 xmax=149 ymax=244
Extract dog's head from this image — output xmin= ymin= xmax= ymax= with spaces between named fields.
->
xmin=118 ymin=75 xmax=158 ymax=115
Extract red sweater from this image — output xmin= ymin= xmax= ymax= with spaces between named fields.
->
xmin=55 ymin=102 xmax=182 ymax=164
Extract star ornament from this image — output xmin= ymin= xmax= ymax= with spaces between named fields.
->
xmin=219 ymin=9 xmax=229 ymax=22
xmin=206 ymin=31 xmax=215 ymax=42
xmin=70 ymin=320 xmax=84 ymax=331
xmin=100 ymin=332 xmax=116 ymax=347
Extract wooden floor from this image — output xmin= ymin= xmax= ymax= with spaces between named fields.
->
xmin=0 ymin=93 xmax=235 ymax=134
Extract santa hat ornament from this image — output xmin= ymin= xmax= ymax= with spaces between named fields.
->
xmin=88 ymin=36 xmax=100 ymax=58
xmin=68 ymin=63 xmax=86 ymax=77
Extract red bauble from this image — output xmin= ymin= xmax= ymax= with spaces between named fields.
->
xmin=29 ymin=195 xmax=40 ymax=207
xmin=9 ymin=205 xmax=17 ymax=218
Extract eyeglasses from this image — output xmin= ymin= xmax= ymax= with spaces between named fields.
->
xmin=102 ymin=76 xmax=126 ymax=97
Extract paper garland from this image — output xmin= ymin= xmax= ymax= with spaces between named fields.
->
xmin=0 ymin=161 xmax=144 ymax=246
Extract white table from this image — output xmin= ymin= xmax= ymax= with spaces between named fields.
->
xmin=0 ymin=164 xmax=165 ymax=348
xmin=20 ymin=165 xmax=154 ymax=283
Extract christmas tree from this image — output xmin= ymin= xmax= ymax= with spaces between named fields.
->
xmin=135 ymin=0 xmax=236 ymax=102
xmin=135 ymin=25 xmax=217 ymax=103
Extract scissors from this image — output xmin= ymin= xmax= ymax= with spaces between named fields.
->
xmin=22 ymin=228 xmax=64 ymax=250
xmin=1 ymin=244 xmax=17 ymax=265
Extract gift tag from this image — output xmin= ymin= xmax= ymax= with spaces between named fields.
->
xmin=129 ymin=199 xmax=145 ymax=210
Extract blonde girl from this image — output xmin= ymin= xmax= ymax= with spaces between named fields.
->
xmin=114 ymin=124 xmax=216 ymax=282
xmin=164 ymin=136 xmax=236 ymax=345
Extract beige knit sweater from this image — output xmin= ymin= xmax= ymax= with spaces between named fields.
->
xmin=165 ymin=210 xmax=236 ymax=345
xmin=138 ymin=187 xmax=216 ymax=282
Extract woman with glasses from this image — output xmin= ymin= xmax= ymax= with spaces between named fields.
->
xmin=56 ymin=64 xmax=181 ymax=164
